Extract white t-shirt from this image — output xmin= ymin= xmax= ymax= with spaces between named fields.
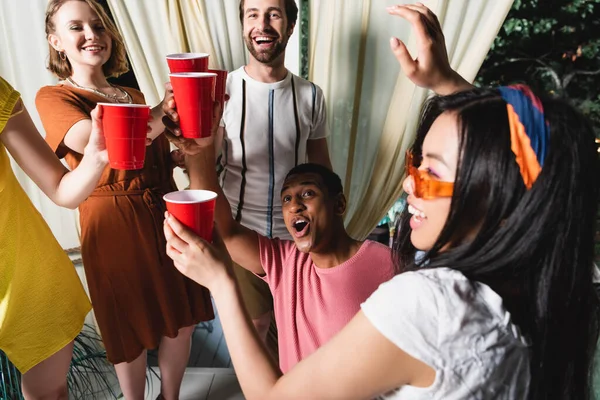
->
xmin=219 ymin=67 xmax=328 ymax=239
xmin=361 ymin=268 xmax=531 ymax=399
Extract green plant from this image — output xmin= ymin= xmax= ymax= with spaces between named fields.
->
xmin=0 ymin=350 xmax=21 ymax=400
xmin=477 ymin=0 xmax=600 ymax=138
xmin=68 ymin=325 xmax=118 ymax=400
xmin=0 ymin=324 xmax=119 ymax=400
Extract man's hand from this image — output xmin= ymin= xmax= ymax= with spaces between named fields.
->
xmin=161 ymin=81 xmax=227 ymax=156
xmin=387 ymin=3 xmax=473 ymax=95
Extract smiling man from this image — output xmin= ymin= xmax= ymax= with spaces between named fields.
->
xmin=184 ymin=147 xmax=394 ymax=372
xmin=164 ymin=0 xmax=475 ymax=366
xmin=216 ymin=0 xmax=332 ymax=351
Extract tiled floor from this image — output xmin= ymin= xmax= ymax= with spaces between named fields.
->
xmin=73 ymin=367 xmax=244 ymax=399
xmin=144 ymin=368 xmax=244 ymax=400
xmin=80 ymin=311 xmax=240 ymax=399
xmin=69 ymin=253 xmax=243 ymax=399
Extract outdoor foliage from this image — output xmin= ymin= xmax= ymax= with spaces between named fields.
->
xmin=476 ymin=0 xmax=600 ymax=137
xmin=477 ymin=0 xmax=600 ymax=263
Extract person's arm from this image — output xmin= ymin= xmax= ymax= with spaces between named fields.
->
xmin=307 ymin=138 xmax=332 ymax=170
xmin=62 ymin=91 xmax=155 ymax=153
xmin=1 ymin=100 xmax=107 ymax=209
xmin=163 ymin=218 xmax=434 ymax=400
xmin=161 ymin=83 xmax=263 ymax=273
xmin=387 ymin=4 xmax=473 ymax=95
xmin=186 ymin=145 xmax=264 ymax=276
xmin=214 ymin=284 xmax=427 ymax=400
xmin=62 ymin=118 xmax=92 ymax=154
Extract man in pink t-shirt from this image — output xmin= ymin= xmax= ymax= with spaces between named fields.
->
xmin=186 ymin=153 xmax=395 ymax=372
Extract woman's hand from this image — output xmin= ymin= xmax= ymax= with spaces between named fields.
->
xmin=82 ymin=105 xmax=109 ymax=165
xmin=164 ymin=211 xmax=234 ymax=291
xmin=387 ymin=3 xmax=472 ymax=95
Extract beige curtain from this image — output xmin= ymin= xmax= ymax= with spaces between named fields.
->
xmin=107 ymin=0 xmax=216 ymax=106
xmin=107 ymin=0 xmax=249 ymax=188
xmin=309 ymin=0 xmax=513 ymax=239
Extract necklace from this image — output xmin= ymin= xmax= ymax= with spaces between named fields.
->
xmin=66 ymin=77 xmax=132 ymax=104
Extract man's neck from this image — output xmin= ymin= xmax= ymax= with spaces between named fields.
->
xmin=310 ymin=232 xmax=363 ymax=270
xmin=244 ymin=57 xmax=288 ymax=83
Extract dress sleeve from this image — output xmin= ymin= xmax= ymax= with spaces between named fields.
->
xmin=361 ymin=271 xmax=442 ymax=369
xmin=308 ymin=83 xmax=329 ymax=140
xmin=35 ymin=86 xmax=90 ymax=158
xmin=0 ymin=77 xmax=21 ymax=136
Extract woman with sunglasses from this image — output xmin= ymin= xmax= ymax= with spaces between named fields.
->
xmin=162 ymin=4 xmax=599 ymax=400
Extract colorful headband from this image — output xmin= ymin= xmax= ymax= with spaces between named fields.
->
xmin=498 ymin=84 xmax=549 ymax=189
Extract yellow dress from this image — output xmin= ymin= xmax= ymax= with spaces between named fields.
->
xmin=0 ymin=77 xmax=91 ymax=373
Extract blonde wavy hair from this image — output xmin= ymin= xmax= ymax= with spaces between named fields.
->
xmin=45 ymin=0 xmax=129 ymax=79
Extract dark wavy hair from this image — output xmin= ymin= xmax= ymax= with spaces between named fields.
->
xmin=394 ymin=88 xmax=599 ymax=399
xmin=45 ymin=0 xmax=129 ymax=79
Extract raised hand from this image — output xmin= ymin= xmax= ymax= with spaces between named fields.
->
xmin=161 ymin=81 xmax=224 ymax=156
xmin=163 ymin=211 xmax=234 ymax=290
xmin=387 ymin=3 xmax=472 ymax=95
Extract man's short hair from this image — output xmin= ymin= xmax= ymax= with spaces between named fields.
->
xmin=283 ymin=163 xmax=343 ymax=198
xmin=239 ymin=0 xmax=299 ymax=27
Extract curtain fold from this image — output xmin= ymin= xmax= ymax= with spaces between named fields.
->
xmin=203 ymin=1 xmax=249 ymax=70
xmin=0 ymin=1 xmax=513 ymax=245
xmin=309 ymin=0 xmax=513 ymax=239
xmin=107 ymin=0 xmax=252 ymax=189
xmin=107 ymin=0 xmax=249 ymax=104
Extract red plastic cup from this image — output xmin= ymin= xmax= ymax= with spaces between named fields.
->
xmin=207 ymin=69 xmax=228 ymax=112
xmin=164 ymin=190 xmax=218 ymax=241
xmin=99 ymin=103 xmax=150 ymax=170
xmin=166 ymin=53 xmax=209 ymax=73
xmin=169 ymin=72 xmax=216 ymax=139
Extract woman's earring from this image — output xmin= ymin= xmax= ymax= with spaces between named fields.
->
xmin=59 ymin=51 xmax=66 ymax=61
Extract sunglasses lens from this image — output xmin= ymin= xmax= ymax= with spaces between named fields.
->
xmin=413 ymin=175 xmax=424 ymax=198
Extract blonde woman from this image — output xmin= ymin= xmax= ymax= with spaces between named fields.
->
xmin=35 ymin=1 xmax=215 ymax=398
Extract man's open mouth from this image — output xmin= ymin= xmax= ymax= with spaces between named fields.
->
xmin=254 ymin=36 xmax=277 ymax=47
xmin=292 ymin=218 xmax=310 ymax=237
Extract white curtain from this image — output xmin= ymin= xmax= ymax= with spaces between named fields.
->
xmin=0 ymin=0 xmax=81 ymax=250
xmin=107 ymin=0 xmax=304 ymax=189
xmin=107 ymin=0 xmax=253 ymax=189
xmin=309 ymin=0 xmax=513 ymax=239
xmin=0 ymin=0 xmax=512 ymax=245
xmin=106 ymin=0 xmax=251 ymax=106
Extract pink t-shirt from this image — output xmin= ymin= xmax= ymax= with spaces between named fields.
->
xmin=258 ymin=237 xmax=395 ymax=372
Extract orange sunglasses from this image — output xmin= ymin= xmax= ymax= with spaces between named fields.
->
xmin=405 ymin=150 xmax=454 ymax=200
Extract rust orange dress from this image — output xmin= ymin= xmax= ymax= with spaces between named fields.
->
xmin=35 ymin=84 xmax=214 ymax=364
